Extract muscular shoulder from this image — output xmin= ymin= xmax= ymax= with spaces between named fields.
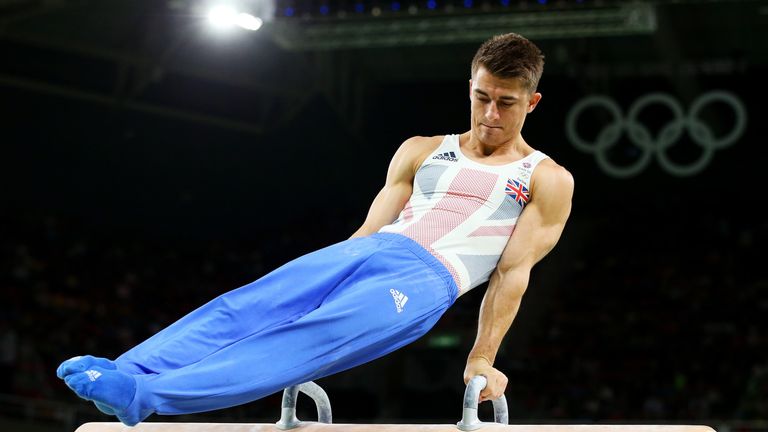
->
xmin=531 ymin=157 xmax=574 ymax=205
xmin=396 ymin=135 xmax=445 ymax=173
xmin=401 ymin=135 xmax=444 ymax=157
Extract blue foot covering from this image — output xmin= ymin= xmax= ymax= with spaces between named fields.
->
xmin=56 ymin=355 xmax=117 ymax=379
xmin=94 ymin=401 xmax=116 ymax=415
xmin=63 ymin=366 xmax=137 ymax=425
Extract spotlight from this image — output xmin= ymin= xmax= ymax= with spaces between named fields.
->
xmin=236 ymin=12 xmax=263 ymax=30
xmin=204 ymin=1 xmax=273 ymax=32
xmin=207 ymin=5 xmax=238 ymax=28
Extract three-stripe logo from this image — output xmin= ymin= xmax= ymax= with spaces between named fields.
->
xmin=432 ymin=151 xmax=458 ymax=162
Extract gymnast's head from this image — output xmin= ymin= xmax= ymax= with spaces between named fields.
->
xmin=470 ymin=32 xmax=545 ymax=95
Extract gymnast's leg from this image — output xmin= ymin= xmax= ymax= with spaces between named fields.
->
xmin=61 ymin=234 xmax=457 ymax=426
xmin=58 ymin=236 xmax=382 ymax=378
xmin=57 ymin=236 xmax=399 ymax=415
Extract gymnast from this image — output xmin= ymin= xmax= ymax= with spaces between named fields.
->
xmin=57 ymin=32 xmax=574 ymax=426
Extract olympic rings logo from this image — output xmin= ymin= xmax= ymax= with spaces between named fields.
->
xmin=565 ymin=91 xmax=747 ymax=178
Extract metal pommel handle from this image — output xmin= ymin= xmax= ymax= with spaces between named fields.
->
xmin=456 ymin=375 xmax=509 ymax=431
xmin=276 ymin=381 xmax=333 ymax=430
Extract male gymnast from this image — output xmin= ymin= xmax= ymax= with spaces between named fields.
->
xmin=57 ymin=32 xmax=574 ymax=426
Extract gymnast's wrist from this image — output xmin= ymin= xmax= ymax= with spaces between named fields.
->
xmin=467 ymin=354 xmax=494 ymax=366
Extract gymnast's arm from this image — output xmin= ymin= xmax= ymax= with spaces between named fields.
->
xmin=463 ymin=160 xmax=574 ymax=402
xmin=350 ymin=136 xmax=439 ymax=238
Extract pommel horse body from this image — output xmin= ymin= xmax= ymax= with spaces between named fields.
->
xmin=74 ymin=377 xmax=715 ymax=432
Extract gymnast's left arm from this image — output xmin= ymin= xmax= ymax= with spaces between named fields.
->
xmin=463 ymin=161 xmax=574 ymax=402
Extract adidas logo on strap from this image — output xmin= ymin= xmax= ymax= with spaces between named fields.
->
xmin=85 ymin=370 xmax=102 ymax=382
xmin=432 ymin=151 xmax=458 ymax=162
xmin=389 ymin=289 xmax=409 ymax=313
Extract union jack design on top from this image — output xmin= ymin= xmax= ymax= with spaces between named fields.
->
xmin=505 ymin=178 xmax=530 ymax=207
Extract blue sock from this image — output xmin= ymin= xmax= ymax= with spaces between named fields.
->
xmin=56 ymin=355 xmax=117 ymax=379
xmin=94 ymin=401 xmax=115 ymax=415
xmin=64 ymin=366 xmax=136 ymax=423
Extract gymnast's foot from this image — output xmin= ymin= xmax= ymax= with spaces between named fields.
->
xmin=56 ymin=355 xmax=117 ymax=379
xmin=94 ymin=401 xmax=116 ymax=415
xmin=64 ymin=366 xmax=138 ymax=425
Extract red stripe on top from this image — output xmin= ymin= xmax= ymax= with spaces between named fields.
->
xmin=425 ymin=247 xmax=462 ymax=290
xmin=402 ymin=200 xmax=414 ymax=222
xmin=402 ymin=168 xmax=498 ymax=288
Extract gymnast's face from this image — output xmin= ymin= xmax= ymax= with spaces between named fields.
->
xmin=469 ymin=66 xmax=541 ymax=148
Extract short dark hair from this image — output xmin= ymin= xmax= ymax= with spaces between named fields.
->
xmin=471 ymin=33 xmax=545 ymax=93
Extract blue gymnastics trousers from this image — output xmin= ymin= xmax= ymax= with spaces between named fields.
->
xmin=114 ymin=232 xmax=458 ymax=424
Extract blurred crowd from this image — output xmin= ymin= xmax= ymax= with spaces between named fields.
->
xmin=507 ymin=213 xmax=768 ymax=422
xmin=1 ymin=210 xmax=766 ymax=424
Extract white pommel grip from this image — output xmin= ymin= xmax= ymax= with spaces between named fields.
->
xmin=457 ymin=375 xmax=509 ymax=431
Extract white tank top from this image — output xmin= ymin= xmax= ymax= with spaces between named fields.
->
xmin=378 ymin=134 xmax=549 ymax=297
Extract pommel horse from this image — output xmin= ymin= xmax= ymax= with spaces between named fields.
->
xmin=74 ymin=376 xmax=716 ymax=432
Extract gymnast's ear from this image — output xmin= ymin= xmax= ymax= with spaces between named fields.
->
xmin=527 ymin=92 xmax=542 ymax=113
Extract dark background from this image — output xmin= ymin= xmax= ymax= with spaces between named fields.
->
xmin=1 ymin=1 xmax=766 ymax=431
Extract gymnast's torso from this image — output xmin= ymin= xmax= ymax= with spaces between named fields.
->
xmin=378 ymin=134 xmax=549 ymax=296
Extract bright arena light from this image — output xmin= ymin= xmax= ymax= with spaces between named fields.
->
xmin=204 ymin=2 xmax=269 ymax=33
xmin=235 ymin=13 xmax=263 ymax=31
xmin=207 ymin=5 xmax=238 ymax=28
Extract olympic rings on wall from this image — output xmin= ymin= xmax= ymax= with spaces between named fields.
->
xmin=565 ymin=91 xmax=747 ymax=178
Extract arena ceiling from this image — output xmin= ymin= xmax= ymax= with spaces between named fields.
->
xmin=1 ymin=0 xmax=765 ymax=134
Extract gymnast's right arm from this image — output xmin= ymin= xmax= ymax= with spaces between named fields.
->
xmin=350 ymin=136 xmax=435 ymax=238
